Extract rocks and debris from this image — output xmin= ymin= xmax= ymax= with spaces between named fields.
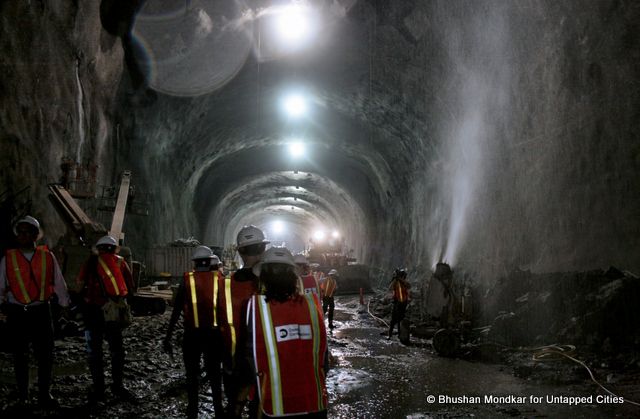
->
xmin=167 ymin=237 xmax=200 ymax=247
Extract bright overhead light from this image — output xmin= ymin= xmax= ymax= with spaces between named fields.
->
xmin=313 ymin=230 xmax=325 ymax=241
xmin=273 ymin=220 xmax=284 ymax=234
xmin=332 ymin=230 xmax=340 ymax=239
xmin=275 ymin=5 xmax=312 ymax=46
xmin=283 ymin=93 xmax=307 ymax=118
xmin=288 ymin=141 xmax=305 ymax=158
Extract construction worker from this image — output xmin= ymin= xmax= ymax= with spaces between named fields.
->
xmin=0 ymin=216 xmax=70 ymax=407
xmin=164 ymin=246 xmax=224 ymax=418
xmin=320 ymin=270 xmax=338 ymax=330
xmin=295 ymin=254 xmax=320 ymax=296
xmin=388 ymin=269 xmax=410 ymax=339
xmin=244 ymin=246 xmax=328 ymax=418
xmin=219 ymin=225 xmax=269 ymax=418
xmin=76 ymin=235 xmax=135 ymax=403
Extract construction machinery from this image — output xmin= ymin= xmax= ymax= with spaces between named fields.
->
xmin=307 ymin=239 xmax=370 ymax=294
xmin=48 ymin=172 xmax=166 ymax=315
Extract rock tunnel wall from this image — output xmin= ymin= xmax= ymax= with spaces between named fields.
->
xmin=358 ymin=0 xmax=640 ymax=278
xmin=0 ymin=1 xmax=126 ymax=245
xmin=1 ymin=1 xmax=639 ymax=282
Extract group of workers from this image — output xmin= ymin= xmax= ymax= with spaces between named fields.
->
xmin=0 ymin=218 xmax=345 ymax=418
xmin=163 ymin=225 xmax=340 ymax=418
xmin=0 ymin=216 xmax=135 ymax=408
xmin=0 ymin=215 xmax=413 ymax=417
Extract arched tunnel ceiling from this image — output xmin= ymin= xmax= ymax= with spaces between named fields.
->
xmin=117 ymin=0 xmax=640 ymax=275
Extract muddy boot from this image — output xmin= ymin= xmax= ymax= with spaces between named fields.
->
xmin=186 ymin=400 xmax=198 ymax=419
xmin=88 ymin=361 xmax=106 ymax=404
xmin=111 ymin=384 xmax=136 ymax=402
xmin=38 ymin=392 xmax=59 ymax=409
xmin=87 ymin=386 xmax=106 ymax=405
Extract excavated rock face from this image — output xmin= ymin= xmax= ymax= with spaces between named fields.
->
xmin=1 ymin=1 xmax=639 ymax=279
xmin=0 ymin=1 xmax=125 ymax=242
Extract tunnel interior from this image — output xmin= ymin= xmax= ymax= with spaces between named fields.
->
xmin=1 ymin=0 xmax=640 ymax=352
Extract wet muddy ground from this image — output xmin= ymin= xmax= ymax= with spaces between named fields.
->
xmin=1 ymin=296 xmax=638 ymax=418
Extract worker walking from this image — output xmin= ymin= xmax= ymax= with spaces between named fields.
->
xmin=218 ymin=225 xmax=269 ymax=418
xmin=320 ymin=270 xmax=338 ymax=330
xmin=0 ymin=216 xmax=70 ymax=407
xmin=244 ymin=246 xmax=328 ymax=418
xmin=295 ymin=254 xmax=320 ymax=296
xmin=163 ymin=246 xmax=225 ymax=418
xmin=76 ymin=235 xmax=135 ymax=403
xmin=388 ymin=269 xmax=410 ymax=340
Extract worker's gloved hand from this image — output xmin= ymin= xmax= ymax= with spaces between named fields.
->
xmin=162 ymin=337 xmax=173 ymax=358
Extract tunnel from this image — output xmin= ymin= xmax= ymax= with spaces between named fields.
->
xmin=1 ymin=1 xmax=639 ymax=417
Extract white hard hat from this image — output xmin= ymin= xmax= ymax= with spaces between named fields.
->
xmin=328 ymin=269 xmax=338 ymax=276
xmin=252 ymin=246 xmax=296 ymax=276
xmin=13 ymin=215 xmax=40 ymax=235
xmin=96 ymin=235 xmax=117 ymax=247
xmin=236 ymin=225 xmax=270 ymax=248
xmin=294 ymin=254 xmax=308 ymax=265
xmin=210 ymin=254 xmax=221 ymax=266
xmin=192 ymin=245 xmax=214 ymax=260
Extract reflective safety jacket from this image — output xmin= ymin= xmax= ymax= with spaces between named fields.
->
xmin=392 ymin=279 xmax=410 ymax=303
xmin=5 ymin=248 xmax=55 ymax=304
xmin=250 ymin=293 xmax=328 ymax=416
xmin=218 ymin=268 xmax=258 ymax=361
xmin=77 ymin=253 xmax=132 ymax=306
xmin=321 ymin=276 xmax=337 ymax=298
xmin=301 ymin=274 xmax=320 ymax=296
xmin=96 ymin=254 xmax=129 ymax=297
xmin=183 ymin=270 xmax=220 ymax=329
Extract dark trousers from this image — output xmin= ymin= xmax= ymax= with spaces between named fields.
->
xmin=5 ymin=302 xmax=54 ymax=400
xmin=389 ymin=301 xmax=408 ymax=337
xmin=322 ymin=296 xmax=335 ymax=327
xmin=183 ymin=328 xmax=224 ymax=418
xmin=84 ymin=304 xmax=126 ymax=392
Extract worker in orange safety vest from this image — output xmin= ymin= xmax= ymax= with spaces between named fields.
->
xmin=76 ymin=235 xmax=135 ymax=403
xmin=164 ymin=246 xmax=225 ymax=418
xmin=294 ymin=254 xmax=320 ymax=296
xmin=218 ymin=225 xmax=269 ymax=418
xmin=0 ymin=216 xmax=70 ymax=408
xmin=320 ymin=270 xmax=338 ymax=330
xmin=388 ymin=268 xmax=410 ymax=340
xmin=244 ymin=246 xmax=328 ymax=418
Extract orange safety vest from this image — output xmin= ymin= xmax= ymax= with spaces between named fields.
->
xmin=5 ymin=248 xmax=55 ymax=304
xmin=393 ymin=280 xmax=409 ymax=303
xmin=301 ymin=274 xmax=319 ymax=295
xmin=96 ymin=254 xmax=129 ymax=297
xmin=218 ymin=271 xmax=257 ymax=360
xmin=183 ymin=270 xmax=219 ymax=329
xmin=251 ymin=293 xmax=327 ymax=416
xmin=322 ymin=277 xmax=337 ymax=298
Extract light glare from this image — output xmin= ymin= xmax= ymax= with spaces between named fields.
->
xmin=276 ymin=5 xmax=311 ymax=45
xmin=313 ymin=230 xmax=325 ymax=241
xmin=273 ymin=221 xmax=284 ymax=234
xmin=288 ymin=142 xmax=305 ymax=158
xmin=332 ymin=230 xmax=340 ymax=239
xmin=283 ymin=94 xmax=307 ymax=118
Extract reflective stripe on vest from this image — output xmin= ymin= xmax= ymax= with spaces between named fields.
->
xmin=304 ymin=294 xmax=325 ymax=410
xmin=394 ymin=281 xmax=408 ymax=302
xmin=225 ymin=276 xmax=237 ymax=357
xmin=256 ymin=295 xmax=284 ymax=415
xmin=188 ymin=272 xmax=199 ymax=328
xmin=213 ymin=272 xmax=219 ymax=327
xmin=324 ymin=278 xmax=336 ymax=297
xmin=97 ymin=257 xmax=120 ymax=296
xmin=39 ymin=248 xmax=47 ymax=300
xmin=9 ymin=250 xmax=31 ymax=303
